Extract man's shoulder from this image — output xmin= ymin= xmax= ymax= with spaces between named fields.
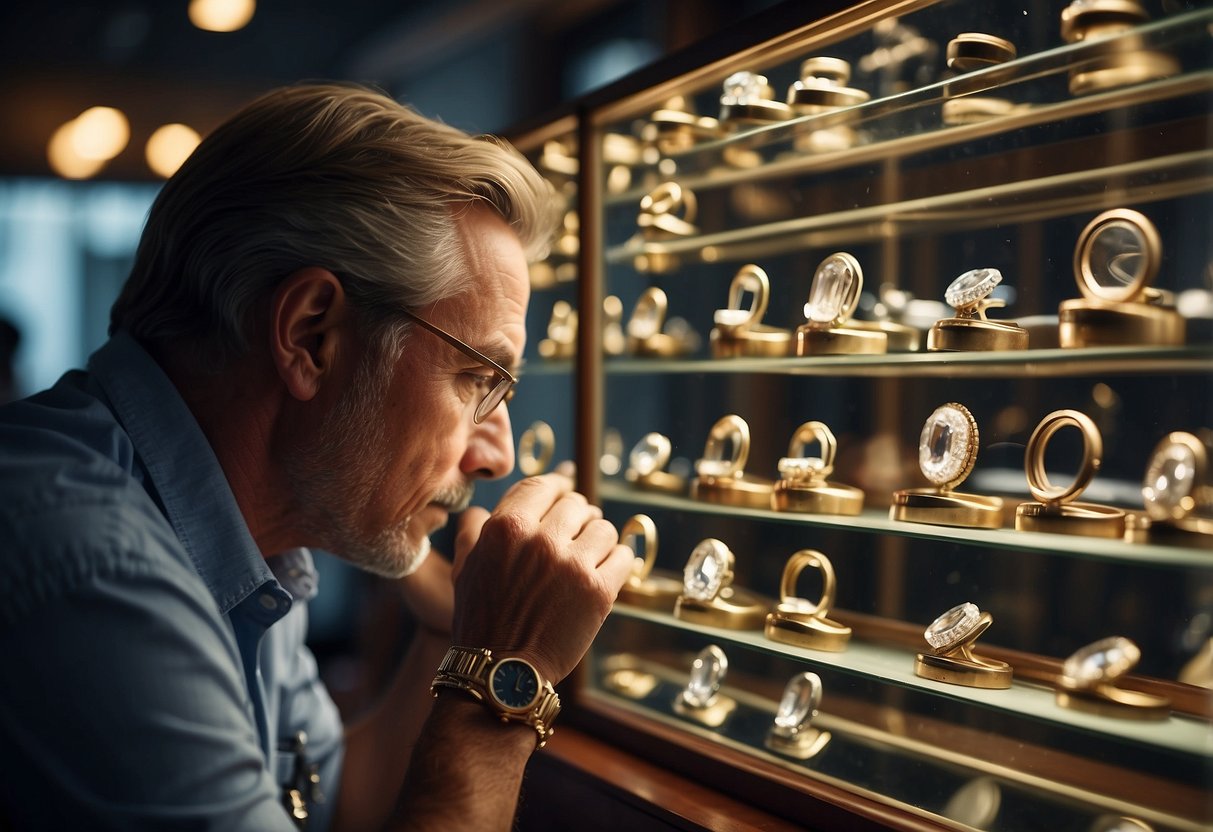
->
xmin=0 ymin=380 xmax=196 ymax=625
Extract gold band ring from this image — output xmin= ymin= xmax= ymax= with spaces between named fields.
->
xmin=1025 ymin=409 xmax=1102 ymax=504
xmin=616 ymin=513 xmax=684 ymax=611
xmin=620 ymin=514 xmax=659 ymax=582
xmin=638 ymin=182 xmax=698 ymax=239
xmin=1074 ymin=209 xmax=1161 ymax=304
xmin=713 ymin=264 xmax=770 ymax=331
xmin=779 ymin=421 xmax=837 ymax=484
xmin=764 ymin=551 xmax=851 ymax=651
xmin=778 ymin=550 xmax=837 ymax=614
xmin=518 ymin=421 xmax=556 ymax=477
xmin=915 ymin=603 xmax=1012 ymax=689
xmin=696 ymin=415 xmax=751 ymax=480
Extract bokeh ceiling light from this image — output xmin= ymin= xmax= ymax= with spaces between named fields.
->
xmin=70 ymin=107 xmax=130 ymax=161
xmin=47 ymin=119 xmax=105 ymax=180
xmin=189 ymin=0 xmax=256 ymax=32
xmin=146 ymin=123 xmax=202 ymax=178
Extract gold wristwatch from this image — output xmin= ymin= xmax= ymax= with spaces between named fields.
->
xmin=431 ymin=646 xmax=561 ymax=750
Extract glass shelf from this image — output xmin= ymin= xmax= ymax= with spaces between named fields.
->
xmin=607 ymin=604 xmax=1211 ymax=760
xmin=605 ymin=9 xmax=1213 ymax=202
xmin=603 ymin=347 xmax=1213 ymax=378
xmin=599 ymin=481 xmax=1213 ymax=570
xmin=607 ymin=149 xmax=1213 ymax=265
xmin=588 ymin=683 xmax=1207 ymax=832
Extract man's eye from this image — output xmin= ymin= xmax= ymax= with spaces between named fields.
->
xmin=463 ymin=372 xmax=495 ymax=389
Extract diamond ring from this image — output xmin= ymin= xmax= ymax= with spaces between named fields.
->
xmin=924 ymin=602 xmax=982 ymax=652
xmin=1142 ymin=431 xmax=1209 ymax=522
xmin=777 ymin=421 xmax=837 ymax=485
xmin=945 ymin=268 xmax=1003 ymax=313
xmin=1056 ymin=636 xmax=1171 ymax=719
xmin=673 ymin=644 xmax=737 ymax=727
xmin=919 ymin=403 xmax=980 ymax=492
xmin=695 ymin=415 xmax=751 ymax=480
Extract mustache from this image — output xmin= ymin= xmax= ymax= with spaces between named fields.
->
xmin=431 ymin=481 xmax=475 ymax=513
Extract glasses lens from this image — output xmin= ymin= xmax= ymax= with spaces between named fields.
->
xmin=474 ymin=377 xmax=513 ymax=424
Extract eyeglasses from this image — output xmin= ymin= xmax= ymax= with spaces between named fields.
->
xmin=399 ymin=308 xmax=517 ymax=424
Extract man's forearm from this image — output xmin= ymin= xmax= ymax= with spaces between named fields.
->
xmin=334 ymin=631 xmax=449 ymax=831
xmin=393 ymin=695 xmax=536 ymax=831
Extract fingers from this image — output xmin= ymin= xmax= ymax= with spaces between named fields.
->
xmin=571 ymin=516 xmax=619 ymax=561
xmin=452 ymin=506 xmax=491 ymax=580
xmin=553 ymin=459 xmax=576 ymax=479
xmin=498 ymin=472 xmax=575 ymax=520
xmin=539 ymin=491 xmax=601 ymax=539
xmin=599 ymin=543 xmax=636 ymax=596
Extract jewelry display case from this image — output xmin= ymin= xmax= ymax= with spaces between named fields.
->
xmin=540 ymin=1 xmax=1213 ymax=829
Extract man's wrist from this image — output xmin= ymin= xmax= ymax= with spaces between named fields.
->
xmin=430 ymin=646 xmax=561 ymax=750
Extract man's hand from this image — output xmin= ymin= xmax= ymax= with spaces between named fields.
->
xmin=449 ymin=473 xmax=632 ymax=684
xmin=398 ymin=552 xmax=454 ymax=635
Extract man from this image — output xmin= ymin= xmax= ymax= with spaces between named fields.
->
xmin=0 ymin=83 xmax=633 ymax=830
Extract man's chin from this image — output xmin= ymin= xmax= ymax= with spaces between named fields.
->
xmin=397 ymin=534 xmax=431 ymax=577
xmin=336 ymin=524 xmax=432 ymax=579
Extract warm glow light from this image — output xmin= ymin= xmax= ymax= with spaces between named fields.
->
xmin=48 ymin=120 xmax=105 ymax=179
xmin=146 ymin=123 xmax=202 ymax=178
xmin=189 ymin=0 xmax=256 ymax=32
xmin=70 ymin=107 xmax=130 ymax=161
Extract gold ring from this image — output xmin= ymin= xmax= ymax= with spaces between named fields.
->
xmin=764 ymin=550 xmax=851 ymax=652
xmin=787 ymin=79 xmax=869 ymax=110
xmin=538 ymin=300 xmax=577 ymax=359
xmin=710 ymin=265 xmax=791 ymax=358
xmin=713 ymin=264 xmax=770 ymax=331
xmin=675 ymin=539 xmax=769 ymax=630
xmin=796 ymin=252 xmax=888 ymax=355
xmin=919 ymin=403 xmax=979 ymax=492
xmin=695 ymin=415 xmax=751 ymax=480
xmin=692 ymin=415 xmax=774 ymax=508
xmin=719 ymin=71 xmax=791 ymax=125
xmin=1024 ymin=409 xmax=1102 ymax=505
xmin=772 ymin=421 xmax=863 ymax=515
xmin=620 ymin=514 xmax=659 ymax=582
xmin=779 ymin=550 xmax=837 ymax=615
xmin=518 ymin=421 xmax=555 ymax=477
xmin=625 ymin=432 xmax=686 ymax=494
xmin=804 ymin=252 xmax=863 ymax=329
xmin=914 ymin=602 xmax=1012 ymax=689
xmin=778 ymin=421 xmax=837 ymax=484
xmin=673 ymin=644 xmax=736 ymax=727
xmin=1074 ymin=209 xmax=1161 ymax=304
xmin=765 ymin=671 xmax=831 ymax=760
xmin=1060 ymin=0 xmax=1147 ymax=43
xmin=1142 ymin=431 xmax=1210 ymax=522
xmin=616 ymin=514 xmax=684 ymax=611
xmin=638 ymin=182 xmax=698 ymax=239
xmin=891 ymin=403 xmax=1005 ymax=528
xmin=600 ymin=654 xmax=659 ymax=700
xmin=798 ymin=56 xmax=850 ymax=84
xmin=1068 ymin=50 xmax=1180 ymax=96
xmin=928 ymin=269 xmax=1028 ymax=351
xmin=628 ymin=286 xmax=692 ymax=357
xmin=946 ymin=33 xmax=1017 ymax=71
xmin=1056 ymin=637 xmax=1171 ymax=720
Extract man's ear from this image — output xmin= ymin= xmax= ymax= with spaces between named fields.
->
xmin=269 ymin=267 xmax=348 ymax=401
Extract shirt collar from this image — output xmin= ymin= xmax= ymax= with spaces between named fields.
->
xmin=89 ymin=332 xmax=274 ymax=614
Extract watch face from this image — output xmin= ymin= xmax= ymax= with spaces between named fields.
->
xmin=489 ymin=658 xmax=541 ymax=711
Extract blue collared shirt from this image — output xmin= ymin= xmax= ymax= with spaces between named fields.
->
xmin=0 ymin=332 xmax=343 ymax=830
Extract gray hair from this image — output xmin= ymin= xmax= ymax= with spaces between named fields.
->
xmin=110 ymin=82 xmax=556 ymax=370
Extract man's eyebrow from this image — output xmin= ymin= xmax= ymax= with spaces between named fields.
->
xmin=477 ymin=342 xmax=523 ymax=375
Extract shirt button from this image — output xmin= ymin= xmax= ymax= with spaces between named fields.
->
xmin=259 ymin=594 xmax=279 ymax=611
